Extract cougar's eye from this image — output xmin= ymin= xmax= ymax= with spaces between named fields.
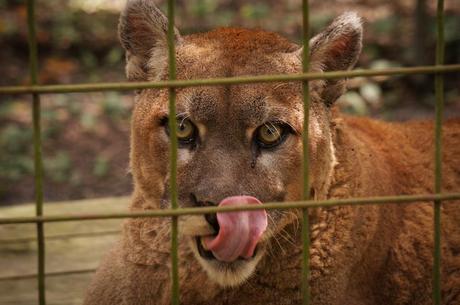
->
xmin=162 ymin=116 xmax=198 ymax=146
xmin=176 ymin=118 xmax=197 ymax=143
xmin=176 ymin=119 xmax=195 ymax=140
xmin=255 ymin=123 xmax=286 ymax=149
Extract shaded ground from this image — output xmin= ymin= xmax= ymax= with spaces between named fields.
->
xmin=0 ymin=0 xmax=459 ymax=205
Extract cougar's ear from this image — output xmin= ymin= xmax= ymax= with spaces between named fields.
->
xmin=296 ymin=12 xmax=362 ymax=106
xmin=119 ymin=0 xmax=181 ymax=81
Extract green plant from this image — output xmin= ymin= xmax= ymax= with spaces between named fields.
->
xmin=240 ymin=3 xmax=269 ymax=20
xmin=104 ymin=47 xmax=123 ymax=66
xmin=93 ymin=155 xmax=110 ymax=177
xmin=189 ymin=0 xmax=218 ymax=17
xmin=80 ymin=112 xmax=97 ymax=130
xmin=101 ymin=92 xmax=127 ymax=121
xmin=44 ymin=151 xmax=72 ymax=183
xmin=0 ymin=124 xmax=34 ymax=180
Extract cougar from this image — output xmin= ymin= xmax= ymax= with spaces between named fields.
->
xmin=84 ymin=0 xmax=460 ymax=304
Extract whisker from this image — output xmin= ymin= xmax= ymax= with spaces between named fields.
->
xmin=278 ymin=228 xmax=297 ymax=247
xmin=273 ymin=82 xmax=290 ymax=91
xmin=267 ymin=214 xmax=286 ymax=254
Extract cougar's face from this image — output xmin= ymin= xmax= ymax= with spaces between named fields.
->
xmin=130 ymin=39 xmax=334 ymax=287
xmin=122 ymin=1 xmax=360 ymax=287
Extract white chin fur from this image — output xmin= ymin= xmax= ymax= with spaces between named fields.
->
xmin=188 ymin=238 xmax=265 ymax=287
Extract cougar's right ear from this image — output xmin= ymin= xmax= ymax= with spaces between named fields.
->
xmin=294 ymin=12 xmax=362 ymax=106
xmin=119 ymin=0 xmax=181 ymax=81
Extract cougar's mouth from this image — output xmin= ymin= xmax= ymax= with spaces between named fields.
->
xmin=195 ymin=236 xmax=259 ymax=261
xmin=190 ymin=235 xmax=266 ymax=287
xmin=188 ymin=195 xmax=268 ymax=287
xmin=196 ymin=236 xmax=217 ymax=260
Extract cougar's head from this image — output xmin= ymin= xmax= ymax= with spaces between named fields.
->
xmin=119 ymin=0 xmax=362 ymax=287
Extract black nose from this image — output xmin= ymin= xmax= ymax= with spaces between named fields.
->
xmin=190 ymin=193 xmax=220 ymax=233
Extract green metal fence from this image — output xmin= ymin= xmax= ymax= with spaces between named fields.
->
xmin=1 ymin=0 xmax=460 ymax=304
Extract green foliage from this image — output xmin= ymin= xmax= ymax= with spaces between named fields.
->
xmin=69 ymin=171 xmax=82 ymax=186
xmin=0 ymin=104 xmax=42 ymax=183
xmin=44 ymin=151 xmax=72 ymax=183
xmin=80 ymin=112 xmax=97 ymax=130
xmin=310 ymin=14 xmax=334 ymax=34
xmin=102 ymin=93 xmax=127 ymax=121
xmin=68 ymin=100 xmax=82 ymax=116
xmin=42 ymin=108 xmax=61 ymax=138
xmin=0 ymin=125 xmax=32 ymax=155
xmin=212 ymin=11 xmax=235 ymax=27
xmin=0 ymin=155 xmax=33 ymax=181
xmin=104 ymin=47 xmax=123 ymax=66
xmin=444 ymin=15 xmax=460 ymax=43
xmin=80 ymin=50 xmax=98 ymax=70
xmin=52 ymin=12 xmax=80 ymax=48
xmin=338 ymin=91 xmax=368 ymax=116
xmin=0 ymin=125 xmax=34 ymax=181
xmin=189 ymin=0 xmax=218 ymax=17
xmin=0 ymin=102 xmax=13 ymax=120
xmin=93 ymin=155 xmax=109 ymax=177
xmin=240 ymin=3 xmax=269 ymax=20
xmin=0 ymin=14 xmax=18 ymax=35
xmin=372 ymin=15 xmax=400 ymax=35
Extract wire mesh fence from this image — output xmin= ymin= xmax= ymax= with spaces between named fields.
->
xmin=0 ymin=0 xmax=460 ymax=304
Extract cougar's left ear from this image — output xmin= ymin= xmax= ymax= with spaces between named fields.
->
xmin=119 ymin=0 xmax=181 ymax=81
xmin=296 ymin=12 xmax=362 ymax=106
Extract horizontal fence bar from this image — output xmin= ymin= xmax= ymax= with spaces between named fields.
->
xmin=0 ymin=229 xmax=120 ymax=244
xmin=0 ymin=268 xmax=96 ymax=282
xmin=0 ymin=193 xmax=458 ymax=225
xmin=1 ymin=64 xmax=459 ymax=95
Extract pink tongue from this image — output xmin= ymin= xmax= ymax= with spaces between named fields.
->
xmin=203 ymin=196 xmax=268 ymax=262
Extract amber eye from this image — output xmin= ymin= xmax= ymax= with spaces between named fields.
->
xmin=255 ymin=123 xmax=285 ymax=148
xmin=176 ymin=118 xmax=196 ymax=143
xmin=162 ymin=116 xmax=198 ymax=146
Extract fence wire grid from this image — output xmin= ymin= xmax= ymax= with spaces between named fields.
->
xmin=1 ymin=0 xmax=460 ymax=305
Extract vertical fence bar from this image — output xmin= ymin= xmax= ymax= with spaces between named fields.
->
xmin=26 ymin=0 xmax=46 ymax=305
xmin=166 ymin=0 xmax=179 ymax=304
xmin=433 ymin=0 xmax=444 ymax=304
xmin=301 ymin=0 xmax=311 ymax=304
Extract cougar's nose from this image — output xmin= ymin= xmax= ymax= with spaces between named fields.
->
xmin=190 ymin=193 xmax=220 ymax=233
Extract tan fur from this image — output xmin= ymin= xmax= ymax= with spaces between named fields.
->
xmin=84 ymin=1 xmax=460 ymax=304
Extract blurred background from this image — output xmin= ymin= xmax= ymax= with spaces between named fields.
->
xmin=0 ymin=0 xmax=459 ymax=206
